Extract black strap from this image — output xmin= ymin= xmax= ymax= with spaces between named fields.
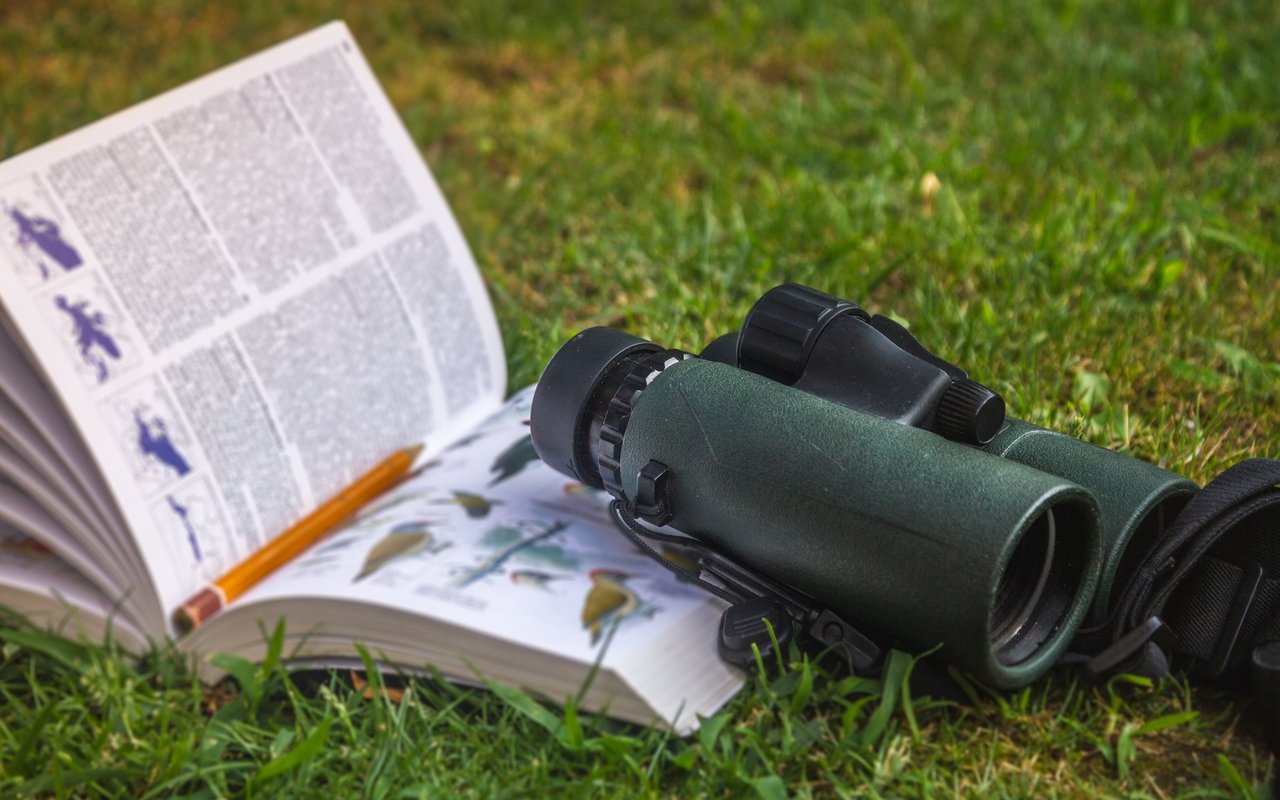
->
xmin=608 ymin=500 xmax=746 ymax=606
xmin=609 ymin=499 xmax=883 ymax=674
xmin=1080 ymin=458 xmax=1280 ymax=755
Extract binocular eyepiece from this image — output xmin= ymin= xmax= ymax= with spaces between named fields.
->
xmin=530 ymin=284 xmax=1195 ymax=688
xmin=708 ymin=284 xmax=1006 ymax=446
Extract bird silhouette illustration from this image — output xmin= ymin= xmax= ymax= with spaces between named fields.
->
xmin=354 ymin=521 xmax=447 ymax=582
xmin=488 ymin=435 xmax=539 ymax=487
xmin=509 ymin=569 xmax=568 ymax=591
xmin=312 ymin=535 xmax=360 ymax=556
xmin=581 ymin=568 xmax=638 ymax=645
xmin=444 ymin=430 xmax=486 ymax=451
xmin=433 ymin=490 xmax=501 ymax=519
xmin=406 ymin=458 xmax=441 ymax=479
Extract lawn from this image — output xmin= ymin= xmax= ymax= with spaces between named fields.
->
xmin=1 ymin=0 xmax=1278 ymax=796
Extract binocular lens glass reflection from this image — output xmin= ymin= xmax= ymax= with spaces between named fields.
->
xmin=992 ymin=509 xmax=1055 ymax=650
xmin=990 ymin=506 xmax=1088 ymax=665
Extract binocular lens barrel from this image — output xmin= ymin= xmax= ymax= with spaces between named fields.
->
xmin=984 ymin=421 xmax=1197 ymax=621
xmin=716 ymin=284 xmax=1198 ymax=625
xmin=990 ymin=508 xmax=1075 ymax=664
xmin=531 ymin=328 xmax=1105 ymax=688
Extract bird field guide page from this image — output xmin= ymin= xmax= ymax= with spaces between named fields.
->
xmin=0 ymin=22 xmax=740 ymax=729
xmin=0 ymin=22 xmax=506 ymax=634
xmin=184 ymin=387 xmax=742 ymax=731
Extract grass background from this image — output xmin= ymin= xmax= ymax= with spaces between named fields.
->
xmin=2 ymin=0 xmax=1278 ymax=796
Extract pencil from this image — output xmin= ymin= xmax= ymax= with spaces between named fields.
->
xmin=173 ymin=443 xmax=424 ymax=632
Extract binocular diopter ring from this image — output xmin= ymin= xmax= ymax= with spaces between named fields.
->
xmin=593 ymin=350 xmax=689 ymax=500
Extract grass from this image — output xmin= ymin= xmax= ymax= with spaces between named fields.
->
xmin=0 ymin=621 xmax=1271 ymax=798
xmin=2 ymin=0 xmax=1278 ymax=795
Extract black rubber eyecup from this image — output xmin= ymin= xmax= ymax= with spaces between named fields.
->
xmin=530 ymin=327 xmax=662 ymax=485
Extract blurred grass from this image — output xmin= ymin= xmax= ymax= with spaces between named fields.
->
xmin=1 ymin=0 xmax=1278 ymax=796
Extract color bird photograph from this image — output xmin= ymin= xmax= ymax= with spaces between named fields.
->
xmin=581 ymin=568 xmax=641 ymax=646
xmin=449 ymin=521 xmax=573 ymax=590
xmin=353 ymin=521 xmax=450 ymax=583
xmin=508 ymin=569 xmax=568 ymax=592
xmin=487 ymin=435 xmax=539 ymax=487
xmin=432 ymin=490 xmax=501 ymax=519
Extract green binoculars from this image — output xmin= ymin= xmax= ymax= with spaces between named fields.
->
xmin=530 ymin=284 xmax=1197 ymax=688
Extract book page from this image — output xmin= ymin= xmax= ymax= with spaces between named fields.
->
xmin=222 ymin=388 xmax=726 ymax=671
xmin=0 ymin=322 xmax=138 ymax=564
xmin=0 ymin=532 xmax=147 ymax=652
xmin=0 ymin=23 xmax=505 ymax=632
xmin=0 ymin=478 xmax=117 ymax=600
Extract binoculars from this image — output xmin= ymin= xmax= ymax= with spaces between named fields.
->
xmin=530 ymin=284 xmax=1196 ymax=688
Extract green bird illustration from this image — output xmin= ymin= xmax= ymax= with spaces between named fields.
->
xmin=433 ymin=490 xmax=501 ymax=519
xmin=354 ymin=521 xmax=446 ymax=582
xmin=581 ymin=568 xmax=638 ymax=646
xmin=488 ymin=435 xmax=539 ymax=487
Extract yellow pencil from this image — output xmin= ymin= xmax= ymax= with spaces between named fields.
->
xmin=173 ymin=444 xmax=424 ymax=632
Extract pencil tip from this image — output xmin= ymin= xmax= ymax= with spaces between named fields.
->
xmin=405 ymin=443 xmax=426 ymax=461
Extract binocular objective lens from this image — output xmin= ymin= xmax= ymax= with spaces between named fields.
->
xmin=990 ymin=502 xmax=1089 ymax=665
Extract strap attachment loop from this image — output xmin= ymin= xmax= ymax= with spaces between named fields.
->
xmin=1197 ymin=561 xmax=1266 ymax=679
xmin=1084 ymin=616 xmax=1178 ymax=681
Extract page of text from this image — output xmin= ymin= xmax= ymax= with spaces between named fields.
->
xmin=0 ymin=23 xmax=506 ymax=630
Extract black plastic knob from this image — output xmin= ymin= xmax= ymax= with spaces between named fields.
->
xmin=935 ymin=377 xmax=1006 ymax=445
xmin=738 ymin=284 xmax=868 ymax=384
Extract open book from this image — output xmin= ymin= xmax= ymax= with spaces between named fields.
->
xmin=0 ymin=22 xmax=740 ymax=733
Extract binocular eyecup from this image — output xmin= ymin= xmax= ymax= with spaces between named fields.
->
xmin=530 ymin=326 xmax=664 ymax=490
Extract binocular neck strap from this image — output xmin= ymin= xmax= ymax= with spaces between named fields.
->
xmin=1085 ymin=458 xmax=1280 ymax=756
